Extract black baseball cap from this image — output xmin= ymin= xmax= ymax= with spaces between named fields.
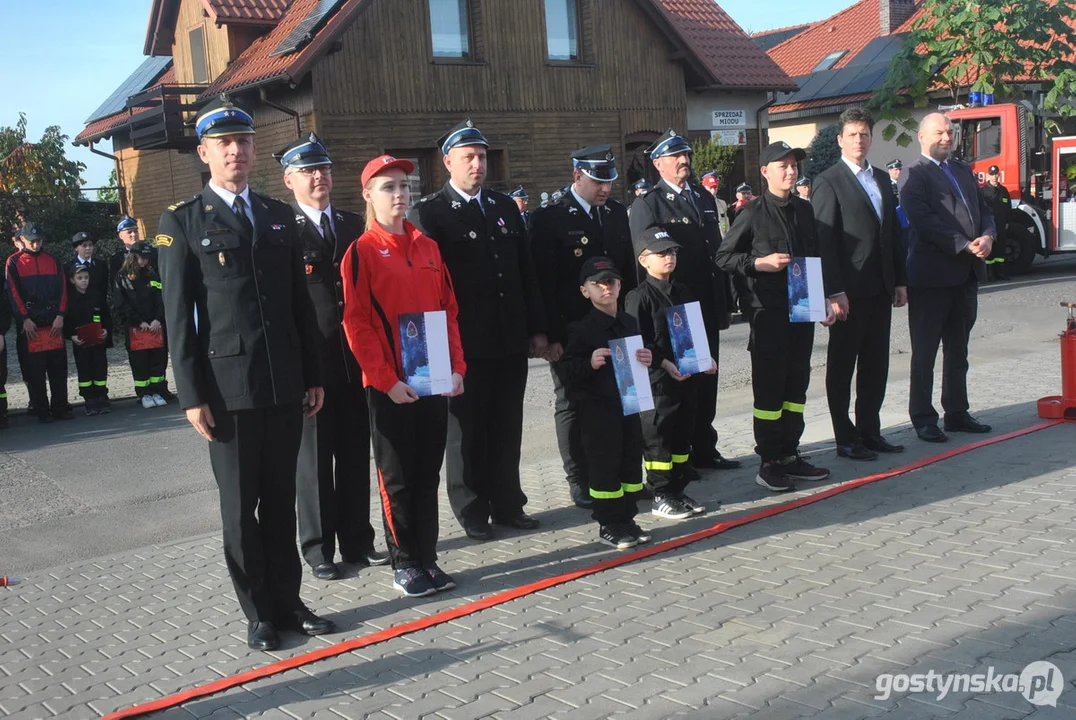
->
xmin=72 ymin=231 xmax=94 ymax=247
xmin=579 ymin=256 xmax=623 ymax=285
xmin=18 ymin=222 xmax=43 ymax=241
xmin=760 ymin=141 xmax=806 ymax=166
xmin=988 ymin=165 xmax=1000 ymax=175
xmin=130 ymin=241 xmax=155 ymax=258
xmin=634 ymin=227 xmax=681 ymax=256
xmin=69 ymin=264 xmax=90 ymax=277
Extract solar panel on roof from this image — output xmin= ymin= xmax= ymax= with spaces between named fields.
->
xmin=844 ymin=33 xmax=908 ymax=68
xmin=753 ymin=26 xmax=810 ymax=52
xmin=84 ymin=56 xmax=172 ymax=124
xmin=269 ymin=0 xmax=344 ymax=57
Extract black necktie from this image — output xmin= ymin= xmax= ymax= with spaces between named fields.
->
xmin=469 ymin=197 xmax=483 ymax=217
xmin=590 ymin=205 xmax=602 ymax=227
xmin=233 ymin=196 xmax=254 ymax=237
xmin=320 ymin=212 xmax=336 ymax=247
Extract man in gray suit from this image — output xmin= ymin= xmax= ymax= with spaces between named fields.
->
xmin=900 ymin=112 xmax=996 ymax=443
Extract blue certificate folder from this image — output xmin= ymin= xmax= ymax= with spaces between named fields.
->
xmin=398 ymin=311 xmax=452 ymax=396
xmin=608 ymin=335 xmax=654 ymax=416
xmin=665 ymin=301 xmax=712 ymax=375
xmin=788 ymin=256 xmax=825 ymax=322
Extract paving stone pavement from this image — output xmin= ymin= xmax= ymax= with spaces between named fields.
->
xmin=2 ymin=340 xmax=1075 ymax=719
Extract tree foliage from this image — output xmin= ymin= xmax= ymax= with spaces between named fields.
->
xmin=871 ymin=0 xmax=1076 ymax=146
xmin=691 ymin=138 xmax=741 ymax=182
xmin=0 ymin=114 xmax=117 ymax=257
xmin=97 ymin=169 xmax=120 ymax=204
xmin=805 ymin=124 xmax=841 ymax=179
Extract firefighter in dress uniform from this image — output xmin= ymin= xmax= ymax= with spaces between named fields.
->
xmin=275 ymin=133 xmax=389 ymax=582
xmin=156 ymin=96 xmax=335 ymax=651
xmin=629 ymin=129 xmax=740 ymax=472
xmin=886 ymin=159 xmax=903 ymax=201
xmin=530 ymin=145 xmax=636 ymax=508
xmin=510 ymin=186 xmax=530 ymax=228
xmin=406 ymin=119 xmax=547 ymax=541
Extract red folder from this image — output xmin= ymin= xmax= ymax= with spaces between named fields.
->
xmin=128 ymin=327 xmax=165 ymax=351
xmin=76 ymin=322 xmax=104 ymax=346
xmin=28 ymin=332 xmax=64 ymax=353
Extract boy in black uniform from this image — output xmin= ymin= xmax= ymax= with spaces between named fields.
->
xmin=530 ymin=145 xmax=635 ymax=509
xmin=0 ymin=266 xmax=8 ymax=429
xmin=625 ymin=228 xmax=713 ymax=521
xmin=64 ymin=265 xmax=110 ymax=414
xmin=715 ymin=142 xmax=835 ymax=492
xmin=981 ymin=165 xmax=1011 ymax=282
xmin=561 ymin=256 xmax=652 ymax=550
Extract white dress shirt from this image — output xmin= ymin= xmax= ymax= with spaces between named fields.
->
xmin=841 ymin=156 xmax=883 ymax=221
xmin=208 ymin=181 xmax=255 ymax=228
xmin=298 ymin=201 xmax=335 ymax=238
xmin=450 ymin=180 xmax=484 ymax=214
xmin=570 ymin=187 xmax=592 ymax=216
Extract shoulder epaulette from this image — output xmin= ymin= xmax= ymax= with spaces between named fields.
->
xmin=166 ymin=195 xmax=198 ymax=212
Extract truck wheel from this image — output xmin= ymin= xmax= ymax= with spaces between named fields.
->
xmin=1004 ymin=223 xmax=1038 ymax=275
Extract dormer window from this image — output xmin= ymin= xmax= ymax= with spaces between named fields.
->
xmin=811 ymin=50 xmax=847 ymax=72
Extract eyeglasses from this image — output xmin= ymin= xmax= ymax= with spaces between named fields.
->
xmin=643 ymin=248 xmax=679 ymax=258
xmin=294 ymin=166 xmax=332 ymax=177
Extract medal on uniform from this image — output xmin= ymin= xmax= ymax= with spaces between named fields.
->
xmin=204 ymin=205 xmax=214 ymax=212
xmin=497 ymin=217 xmax=507 ymax=234
xmin=218 ymin=252 xmax=226 ymax=267
xmin=574 ymin=248 xmax=583 ymax=257
xmin=581 ymin=237 xmax=589 ymax=245
xmin=469 ymin=230 xmax=477 ymax=239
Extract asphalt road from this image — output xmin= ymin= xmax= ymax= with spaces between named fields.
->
xmin=2 ymin=257 xmax=1075 ymax=575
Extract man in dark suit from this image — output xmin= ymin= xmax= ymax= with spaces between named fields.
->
xmin=814 ymin=107 xmax=908 ymax=461
xmin=900 ymin=112 xmax=996 ymax=443
xmin=408 ymin=119 xmax=547 ymax=541
xmin=157 ymin=97 xmax=335 ymax=651
xmin=275 ymin=133 xmax=388 ymax=582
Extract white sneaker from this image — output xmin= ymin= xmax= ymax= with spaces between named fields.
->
xmin=151 ymin=394 xmax=167 ymax=407
xmin=141 ymin=395 xmax=156 ymax=409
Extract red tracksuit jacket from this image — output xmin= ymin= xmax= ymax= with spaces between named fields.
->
xmin=341 ymin=220 xmax=466 ymax=393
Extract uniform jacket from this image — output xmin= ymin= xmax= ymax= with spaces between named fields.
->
xmin=65 ymin=257 xmax=114 ymax=346
xmin=113 ymin=267 xmax=166 ymax=328
xmin=529 ymin=192 xmax=635 ymax=344
xmin=981 ymin=182 xmax=1011 ymax=235
xmin=407 ymin=183 xmax=546 ymax=360
xmin=5 ymin=250 xmax=67 ymax=326
xmin=294 ymin=204 xmax=363 ymax=387
xmin=156 ymin=185 xmax=322 ymax=412
xmin=560 ymin=307 xmax=640 ymax=402
xmin=900 ymin=157 xmax=996 ymax=288
xmin=340 ymin=219 xmax=465 ymax=394
xmin=624 ymin=274 xmax=698 ymax=394
xmin=0 ymin=268 xmax=10 ymax=336
xmin=812 ymin=160 xmax=907 ymax=298
xmin=63 ymin=288 xmax=106 ymax=341
xmin=629 ymin=180 xmax=733 ymax=341
xmin=714 ymin=192 xmax=824 ymax=310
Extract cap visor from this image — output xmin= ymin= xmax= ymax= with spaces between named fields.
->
xmin=584 ymin=270 xmax=622 ymax=284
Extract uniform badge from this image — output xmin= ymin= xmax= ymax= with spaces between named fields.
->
xmin=270 ymin=224 xmax=285 ymax=230
xmin=204 ymin=204 xmax=214 ymax=212
xmin=154 ymin=234 xmax=173 ymax=248
xmin=581 ymin=237 xmax=589 ymax=245
xmin=666 ymin=193 xmax=676 ymax=201
xmin=574 ymin=248 xmax=583 ymax=257
xmin=200 ymin=238 xmax=211 ymax=247
xmin=501 ymin=227 xmax=508 ymax=234
xmin=486 ymin=196 xmax=495 ymax=205
xmin=335 ymin=212 xmax=343 ymax=221
xmin=218 ymin=252 xmax=226 ymax=267
xmin=451 ymin=200 xmax=462 ymax=210
xmin=469 ymin=231 xmax=477 ymax=239
xmin=305 ymin=264 xmax=314 ymax=275
xmin=568 ymin=206 xmax=579 ymax=214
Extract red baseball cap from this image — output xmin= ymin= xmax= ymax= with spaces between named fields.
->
xmin=701 ymin=173 xmax=719 ymax=189
xmin=361 ymin=155 xmax=415 ymax=186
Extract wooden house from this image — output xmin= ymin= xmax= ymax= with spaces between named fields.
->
xmin=76 ymin=0 xmax=794 ymax=235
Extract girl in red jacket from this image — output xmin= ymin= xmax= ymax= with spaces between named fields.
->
xmin=342 ymin=155 xmax=466 ymax=598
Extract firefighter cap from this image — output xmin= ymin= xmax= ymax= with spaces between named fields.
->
xmin=572 ymin=145 xmax=619 ymax=182
xmin=886 ymin=159 xmax=903 ymax=170
xmin=509 ymin=186 xmax=528 ymax=199
xmin=274 ymin=132 xmax=332 ymax=170
xmin=438 ymin=118 xmax=489 ymax=155
xmin=195 ymin=95 xmax=255 ymax=140
xmin=71 ymin=231 xmax=94 ymax=247
xmin=647 ymin=129 xmax=692 ymax=160
xmin=116 ymin=216 xmax=138 ymax=233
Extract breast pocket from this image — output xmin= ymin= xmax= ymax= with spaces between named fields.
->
xmin=200 ymin=233 xmax=244 ymax=280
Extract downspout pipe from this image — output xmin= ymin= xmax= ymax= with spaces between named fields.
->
xmin=260 ymin=88 xmax=301 ymax=139
xmin=88 ymin=141 xmax=127 ymax=216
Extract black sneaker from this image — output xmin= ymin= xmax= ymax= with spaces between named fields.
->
xmin=756 ymin=462 xmax=795 ymax=492
xmin=599 ymin=524 xmax=638 ymax=550
xmin=628 ymin=522 xmax=652 ymax=544
xmin=678 ymin=493 xmax=706 ymax=515
xmin=99 ymin=398 xmax=112 ymax=414
xmin=651 ymin=494 xmax=693 ymax=520
xmin=393 ymin=567 xmax=437 ymax=597
xmin=424 ymin=564 xmax=456 ymax=592
xmin=784 ymin=456 xmax=830 ymax=482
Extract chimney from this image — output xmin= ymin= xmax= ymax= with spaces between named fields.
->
xmin=880 ymin=0 xmax=916 ymax=34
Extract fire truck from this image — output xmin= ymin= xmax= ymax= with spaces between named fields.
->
xmin=947 ymin=102 xmax=1076 ymax=274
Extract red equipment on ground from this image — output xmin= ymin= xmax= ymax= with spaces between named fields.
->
xmin=1038 ymin=302 xmax=1076 ymax=420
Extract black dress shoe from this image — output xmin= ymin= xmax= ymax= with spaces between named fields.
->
xmin=836 ymin=443 xmax=878 ymax=461
xmin=349 ymin=549 xmax=389 ymax=567
xmin=861 ymin=435 xmax=905 ymax=453
xmin=916 ymin=425 xmax=948 ymax=443
xmin=464 ymin=522 xmax=494 ymax=540
xmin=570 ymin=484 xmax=594 ymax=509
xmin=280 ymin=608 xmax=337 ymax=636
xmin=692 ymin=451 xmax=743 ymax=470
xmin=247 ymin=621 xmax=280 ymax=651
xmin=493 ymin=513 xmax=540 ymax=530
xmin=943 ymin=415 xmax=992 ymax=434
xmin=312 ymin=562 xmax=339 ymax=580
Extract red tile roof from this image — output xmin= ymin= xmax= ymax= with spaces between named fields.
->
xmin=648 ymin=0 xmax=797 ymax=89
xmin=767 ymin=0 xmax=883 ymax=77
xmin=75 ymin=67 xmax=178 ymax=145
xmin=203 ymin=0 xmax=292 ymax=25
